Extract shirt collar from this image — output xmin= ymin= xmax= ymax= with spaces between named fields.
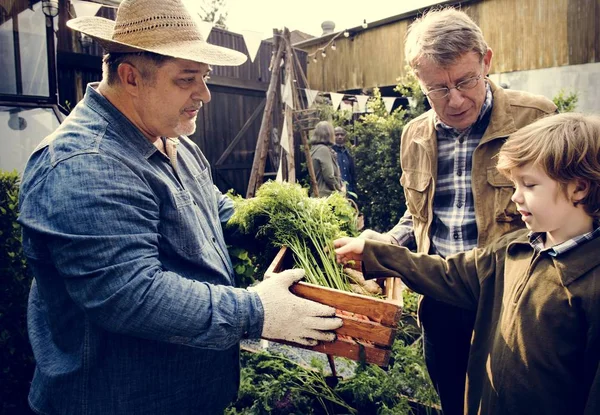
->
xmin=435 ymin=81 xmax=493 ymax=134
xmin=528 ymin=223 xmax=600 ymax=257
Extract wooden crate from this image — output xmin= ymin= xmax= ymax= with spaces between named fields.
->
xmin=265 ymin=246 xmax=403 ymax=367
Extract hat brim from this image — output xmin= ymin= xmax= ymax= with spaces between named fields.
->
xmin=67 ymin=16 xmax=247 ymax=66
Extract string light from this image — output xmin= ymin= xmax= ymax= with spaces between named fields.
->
xmin=362 ymin=19 xmax=368 ymax=29
xmin=343 ymin=30 xmax=350 ymax=37
xmin=331 ymin=42 xmax=336 ymax=51
xmin=321 ymin=50 xmax=327 ymax=58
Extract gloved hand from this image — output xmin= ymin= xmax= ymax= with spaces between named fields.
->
xmin=358 ymin=229 xmax=396 ymax=244
xmin=249 ymin=269 xmax=343 ymax=346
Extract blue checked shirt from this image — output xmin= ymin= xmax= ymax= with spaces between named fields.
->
xmin=529 ymin=224 xmax=600 ymax=256
xmin=391 ymin=84 xmax=493 ymax=258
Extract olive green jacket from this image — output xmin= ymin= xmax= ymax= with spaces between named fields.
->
xmin=392 ymin=80 xmax=556 ymax=253
xmin=363 ymin=230 xmax=600 ymax=415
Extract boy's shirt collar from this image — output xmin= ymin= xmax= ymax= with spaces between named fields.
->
xmin=528 ymin=224 xmax=600 ymax=257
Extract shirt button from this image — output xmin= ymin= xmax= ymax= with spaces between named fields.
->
xmin=459 ymin=137 xmax=464 ymax=144
xmin=457 ymin=202 xmax=463 ymax=208
xmin=457 ymin=169 xmax=462 ymax=176
xmin=212 ymin=237 xmax=216 ymax=243
xmin=453 ymin=232 xmax=459 ymax=240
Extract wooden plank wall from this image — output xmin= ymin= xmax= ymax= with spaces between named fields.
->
xmin=304 ymin=0 xmax=599 ymax=92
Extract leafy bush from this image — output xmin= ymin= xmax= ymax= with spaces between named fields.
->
xmin=0 ymin=170 xmax=34 ymax=414
xmin=552 ymin=89 xmax=579 ymax=113
xmin=347 ymin=73 xmax=426 ymax=232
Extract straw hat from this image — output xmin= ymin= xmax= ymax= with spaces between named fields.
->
xmin=67 ymin=0 xmax=247 ymax=66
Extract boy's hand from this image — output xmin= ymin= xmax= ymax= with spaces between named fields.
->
xmin=249 ymin=269 xmax=342 ymax=346
xmin=333 ymin=237 xmax=366 ymax=264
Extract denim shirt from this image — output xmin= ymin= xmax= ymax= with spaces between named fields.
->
xmin=18 ymin=83 xmax=264 ymax=415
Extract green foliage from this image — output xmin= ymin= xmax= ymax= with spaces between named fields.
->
xmin=552 ymin=89 xmax=579 ymax=113
xmin=226 ymin=350 xmax=356 ymax=414
xmin=227 ymin=181 xmax=358 ymax=290
xmin=0 ymin=170 xmax=34 ymax=414
xmin=228 ymin=322 xmax=439 ymax=414
xmin=228 ymin=247 xmax=258 ymax=289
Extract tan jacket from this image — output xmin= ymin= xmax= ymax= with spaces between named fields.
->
xmin=362 ymin=230 xmax=600 ymax=415
xmin=398 ymin=80 xmax=556 ymax=253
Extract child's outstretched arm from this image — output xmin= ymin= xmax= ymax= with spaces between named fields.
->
xmin=339 ymin=238 xmax=492 ymax=311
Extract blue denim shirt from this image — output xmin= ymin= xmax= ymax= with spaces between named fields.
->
xmin=18 ymin=84 xmax=264 ymax=415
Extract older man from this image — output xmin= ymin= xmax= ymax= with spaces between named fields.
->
xmin=18 ymin=1 xmax=341 ymax=414
xmin=360 ymin=8 xmax=556 ymax=414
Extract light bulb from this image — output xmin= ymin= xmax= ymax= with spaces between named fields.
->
xmin=343 ymin=30 xmax=350 ymax=38
xmin=321 ymin=51 xmax=326 ymax=58
xmin=331 ymin=42 xmax=337 ymax=51
xmin=362 ymin=19 xmax=368 ymax=29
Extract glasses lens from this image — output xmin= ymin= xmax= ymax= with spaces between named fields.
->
xmin=427 ymin=89 xmax=448 ymax=100
xmin=458 ymin=76 xmax=480 ymax=90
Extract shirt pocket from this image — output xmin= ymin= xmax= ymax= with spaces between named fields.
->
xmin=161 ymin=189 xmax=207 ymax=256
xmin=487 ymin=167 xmax=520 ymax=222
xmin=400 ymin=170 xmax=432 ymax=221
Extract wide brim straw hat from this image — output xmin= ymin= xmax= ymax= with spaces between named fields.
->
xmin=67 ymin=0 xmax=247 ymax=66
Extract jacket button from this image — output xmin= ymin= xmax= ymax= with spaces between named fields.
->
xmin=457 ymin=169 xmax=463 ymax=176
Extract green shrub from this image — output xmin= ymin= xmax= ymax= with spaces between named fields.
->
xmin=0 ymin=170 xmax=34 ymax=414
xmin=552 ymin=89 xmax=579 ymax=113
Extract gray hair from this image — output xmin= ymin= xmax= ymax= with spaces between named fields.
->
xmin=405 ymin=8 xmax=488 ymax=71
xmin=310 ymin=121 xmax=335 ymax=145
xmin=102 ymin=52 xmax=174 ymax=86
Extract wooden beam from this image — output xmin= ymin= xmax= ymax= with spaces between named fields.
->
xmin=215 ymin=99 xmax=266 ymax=166
xmin=246 ymin=31 xmax=285 ymax=198
xmin=207 ymin=75 xmax=268 ymax=92
xmin=283 ymin=28 xmax=296 ymax=183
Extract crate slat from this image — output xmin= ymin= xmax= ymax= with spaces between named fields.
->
xmin=273 ymin=337 xmax=391 ymax=367
xmin=290 ymin=282 xmax=402 ymax=326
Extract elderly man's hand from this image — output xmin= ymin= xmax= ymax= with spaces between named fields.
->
xmin=249 ymin=269 xmax=342 ymax=346
xmin=358 ymin=229 xmax=396 ymax=244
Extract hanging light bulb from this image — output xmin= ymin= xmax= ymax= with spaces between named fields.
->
xmin=312 ymin=56 xmax=317 ymax=63
xmin=343 ymin=30 xmax=350 ymax=38
xmin=321 ymin=50 xmax=326 ymax=58
xmin=362 ymin=19 xmax=368 ymax=29
xmin=331 ymin=42 xmax=337 ymax=51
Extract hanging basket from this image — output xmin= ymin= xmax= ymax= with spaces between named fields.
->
xmin=293 ymin=109 xmax=319 ymax=131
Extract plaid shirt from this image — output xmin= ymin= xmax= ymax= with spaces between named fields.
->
xmin=391 ymin=84 xmax=493 ymax=258
xmin=529 ymin=224 xmax=600 ymax=256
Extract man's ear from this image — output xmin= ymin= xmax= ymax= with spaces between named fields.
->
xmin=483 ymin=48 xmax=493 ymax=76
xmin=117 ymin=62 xmax=142 ymax=97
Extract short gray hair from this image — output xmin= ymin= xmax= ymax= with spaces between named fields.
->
xmin=405 ymin=8 xmax=488 ymax=71
xmin=310 ymin=121 xmax=335 ymax=145
xmin=102 ymin=52 xmax=174 ymax=86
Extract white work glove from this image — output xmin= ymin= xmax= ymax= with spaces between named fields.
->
xmin=358 ymin=229 xmax=396 ymax=244
xmin=249 ymin=269 xmax=343 ymax=346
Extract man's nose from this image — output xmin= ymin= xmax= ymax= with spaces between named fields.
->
xmin=446 ymin=88 xmax=465 ymax=107
xmin=193 ymin=79 xmax=211 ymax=104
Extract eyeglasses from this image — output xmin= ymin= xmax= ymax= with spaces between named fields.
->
xmin=423 ymin=74 xmax=483 ymax=100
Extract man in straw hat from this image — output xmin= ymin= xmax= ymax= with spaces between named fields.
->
xmin=358 ymin=7 xmax=556 ymax=415
xmin=18 ymin=0 xmax=342 ymax=413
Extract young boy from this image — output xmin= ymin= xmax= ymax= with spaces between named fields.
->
xmin=334 ymin=113 xmax=600 ymax=415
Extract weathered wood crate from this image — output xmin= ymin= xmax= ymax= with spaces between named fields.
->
xmin=266 ymin=246 xmax=403 ymax=367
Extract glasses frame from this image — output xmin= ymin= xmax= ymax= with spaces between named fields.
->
xmin=422 ymin=74 xmax=483 ymax=101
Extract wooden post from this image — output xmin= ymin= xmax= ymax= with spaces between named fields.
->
xmin=282 ymin=28 xmax=296 ymax=183
xmin=246 ymin=31 xmax=285 ymax=198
